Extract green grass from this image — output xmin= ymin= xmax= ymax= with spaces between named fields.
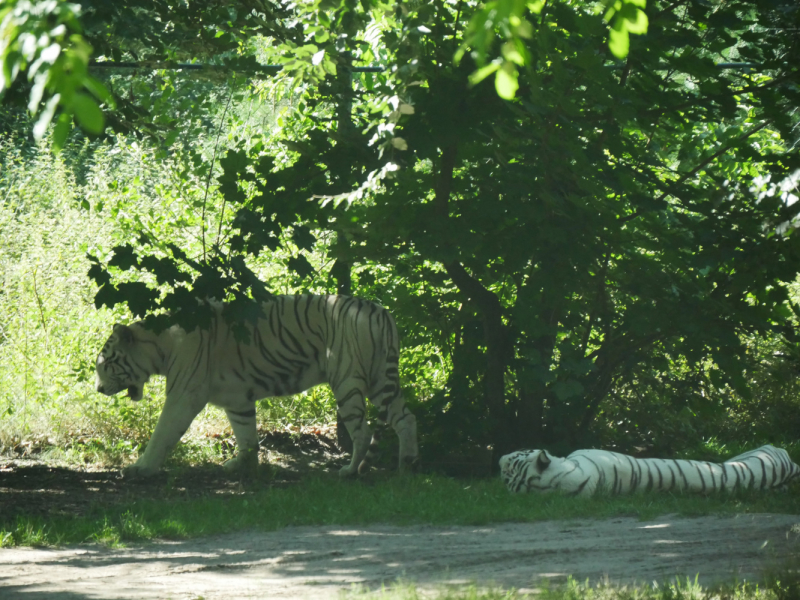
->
xmin=342 ymin=575 xmax=800 ymax=600
xmin=2 ymin=474 xmax=799 ymax=548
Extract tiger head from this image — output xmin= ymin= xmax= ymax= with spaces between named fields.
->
xmin=95 ymin=324 xmax=148 ymax=402
xmin=499 ymin=449 xmax=563 ymax=493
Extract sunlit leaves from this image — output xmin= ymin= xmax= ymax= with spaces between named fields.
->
xmin=0 ymin=0 xmax=112 ymax=149
xmin=495 ymin=62 xmax=519 ymax=100
xmin=468 ymin=62 xmax=500 ymax=87
xmin=458 ymin=0 xmax=649 ymax=98
xmin=456 ymin=0 xmax=538 ymax=100
xmin=604 ymin=0 xmax=649 ymax=58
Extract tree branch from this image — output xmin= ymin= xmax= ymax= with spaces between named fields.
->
xmin=654 ymin=120 xmax=770 ymax=203
xmin=618 ymin=120 xmax=771 ymax=223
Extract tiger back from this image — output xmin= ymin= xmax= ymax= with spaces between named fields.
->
xmin=95 ymin=295 xmax=419 ymax=479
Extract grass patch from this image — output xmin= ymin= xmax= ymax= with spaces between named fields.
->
xmin=1 ymin=473 xmax=798 ymax=548
xmin=342 ymin=575 xmax=800 ymax=600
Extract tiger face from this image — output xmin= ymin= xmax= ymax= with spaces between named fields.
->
xmin=95 ymin=324 xmax=149 ymax=402
xmin=499 ymin=449 xmax=561 ymax=493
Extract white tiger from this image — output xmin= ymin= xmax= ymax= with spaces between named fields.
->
xmin=499 ymin=445 xmax=800 ymax=496
xmin=95 ymin=294 xmax=418 ymax=479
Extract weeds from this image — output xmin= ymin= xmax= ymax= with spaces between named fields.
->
xmin=341 ymin=576 xmax=800 ymax=600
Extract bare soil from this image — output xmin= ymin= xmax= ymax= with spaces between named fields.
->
xmin=1 ymin=515 xmax=799 ymax=599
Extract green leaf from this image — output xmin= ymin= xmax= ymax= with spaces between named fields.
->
xmin=495 ymin=62 xmax=519 ymax=100
xmin=83 ymin=76 xmax=114 ymax=106
xmin=72 ymin=93 xmax=105 ymax=134
xmin=292 ymin=226 xmax=317 ymax=252
xmin=528 ymin=0 xmax=545 ymax=13
xmin=33 ymin=94 xmax=61 ymax=141
xmin=108 ymin=245 xmax=140 ymax=271
xmin=608 ymin=26 xmax=630 ymax=58
xmin=87 ymin=261 xmax=112 ymax=289
xmin=501 ymin=42 xmax=525 ymax=66
xmin=51 ymin=112 xmax=72 ymax=152
xmin=287 ymin=255 xmax=315 ymax=279
xmin=624 ymin=7 xmax=648 ymax=35
xmin=94 ymin=283 xmax=120 ymax=310
xmin=116 ymin=282 xmax=159 ymax=318
xmin=139 ymin=256 xmax=191 ymax=286
xmin=469 ymin=62 xmax=500 ymax=86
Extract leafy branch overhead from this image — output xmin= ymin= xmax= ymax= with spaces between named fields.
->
xmin=458 ymin=0 xmax=648 ymax=99
xmin=0 ymin=0 xmax=113 ymax=149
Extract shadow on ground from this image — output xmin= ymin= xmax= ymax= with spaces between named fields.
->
xmin=0 ymin=429 xmax=346 ymax=520
xmin=1 ymin=516 xmax=799 ymax=599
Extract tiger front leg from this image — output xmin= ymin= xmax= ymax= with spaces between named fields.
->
xmin=223 ymin=407 xmax=260 ymax=479
xmin=123 ymin=394 xmax=206 ymax=479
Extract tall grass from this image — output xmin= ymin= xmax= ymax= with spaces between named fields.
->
xmin=0 ymin=135 xmax=127 ymax=448
xmin=0 ymin=132 xmax=339 ymax=462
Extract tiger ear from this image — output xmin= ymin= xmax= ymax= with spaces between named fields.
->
xmin=113 ymin=323 xmax=135 ymax=345
xmin=536 ymin=451 xmax=551 ymax=472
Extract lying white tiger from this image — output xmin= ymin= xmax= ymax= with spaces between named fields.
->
xmin=499 ymin=445 xmax=800 ymax=496
xmin=95 ymin=295 xmax=418 ymax=479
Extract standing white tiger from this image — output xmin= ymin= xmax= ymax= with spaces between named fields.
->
xmin=499 ymin=445 xmax=800 ymax=496
xmin=95 ymin=295 xmax=418 ymax=479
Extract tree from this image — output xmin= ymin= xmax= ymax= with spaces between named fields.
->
xmin=364 ymin=0 xmax=800 ymax=457
xmin=5 ymin=0 xmax=799 ymax=463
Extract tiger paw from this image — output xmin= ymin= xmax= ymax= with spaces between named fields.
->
xmin=121 ymin=463 xmax=160 ymax=480
xmin=398 ymin=455 xmax=419 ymax=474
xmin=223 ymin=448 xmax=259 ymax=479
xmin=339 ymin=464 xmax=358 ymax=478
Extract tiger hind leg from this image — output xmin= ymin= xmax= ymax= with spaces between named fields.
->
xmin=223 ymin=407 xmax=260 ymax=479
xmin=371 ymin=382 xmax=419 ymax=473
xmin=334 ymin=385 xmax=372 ymax=478
xmin=387 ymin=400 xmax=418 ymax=473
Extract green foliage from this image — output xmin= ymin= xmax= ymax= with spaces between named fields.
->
xmin=348 ymin=0 xmax=800 ymax=457
xmin=0 ymin=130 xmax=338 ymax=454
xmin=605 ymin=0 xmax=648 ymax=59
xmin=457 ymin=0 xmax=648 ymax=98
xmin=344 ymin=577 xmax=799 ymax=600
xmin=259 ymin=387 xmax=337 ymax=426
xmin=0 ymin=0 xmax=112 ymax=149
xmin=3 ymin=0 xmax=800 ymax=467
xmin=0 ymin=134 xmax=120 ymax=445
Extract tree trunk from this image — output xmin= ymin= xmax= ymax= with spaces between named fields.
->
xmin=430 ymin=145 xmax=515 ymax=466
xmin=513 ymin=380 xmax=544 ymax=448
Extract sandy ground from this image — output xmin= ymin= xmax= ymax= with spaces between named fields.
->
xmin=1 ymin=514 xmax=799 ymax=599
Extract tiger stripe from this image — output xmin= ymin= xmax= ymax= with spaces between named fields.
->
xmin=95 ymin=295 xmax=418 ymax=479
xmin=499 ymin=445 xmax=800 ymax=496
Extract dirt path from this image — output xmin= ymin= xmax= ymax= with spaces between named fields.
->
xmin=2 ymin=514 xmax=799 ymax=599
